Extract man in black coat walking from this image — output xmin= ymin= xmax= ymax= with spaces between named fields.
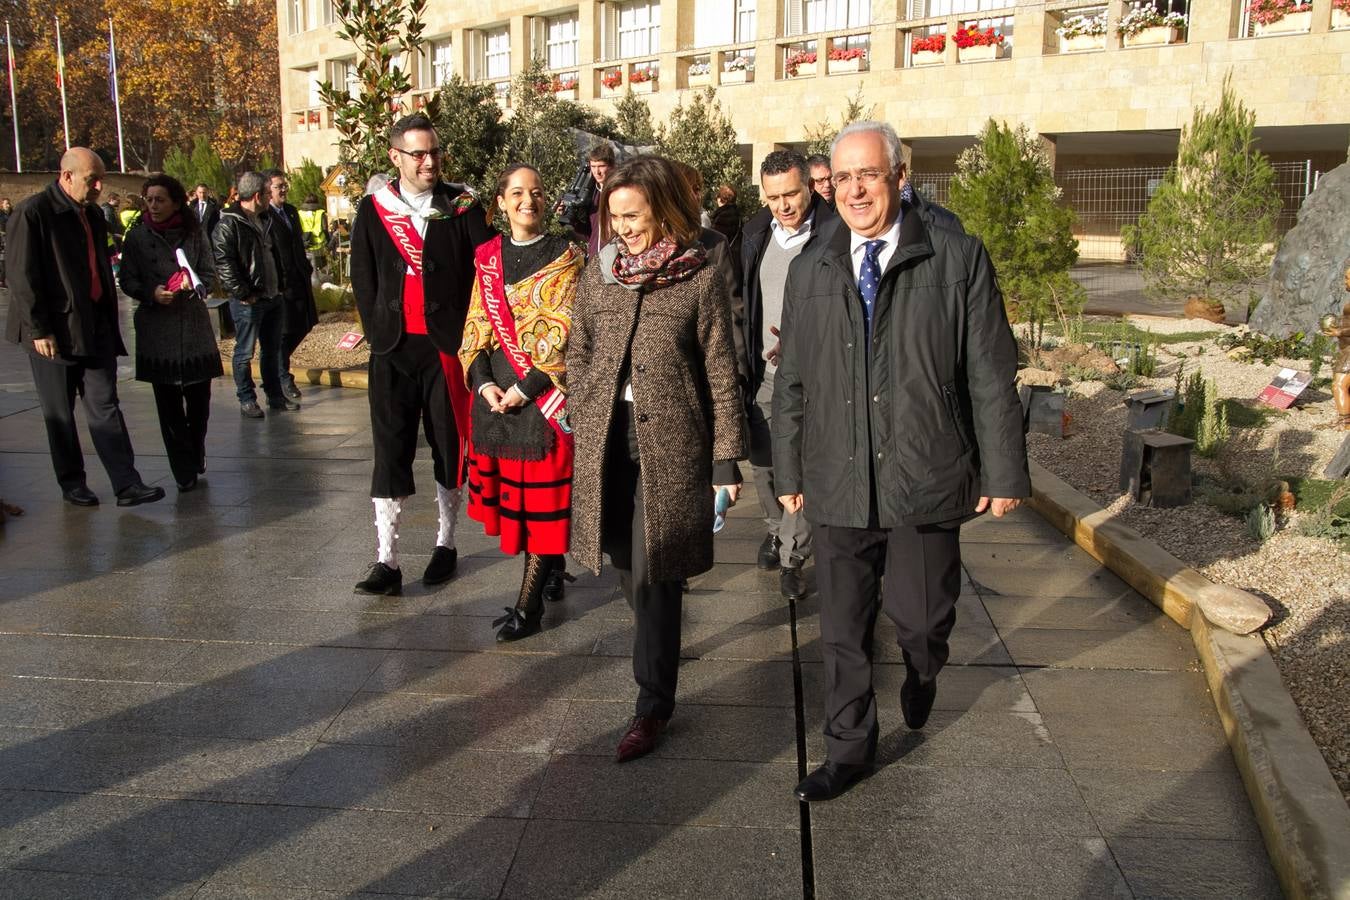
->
xmin=190 ymin=183 xmax=221 ymax=236
xmin=263 ymin=169 xmax=319 ymax=400
xmin=773 ymin=122 xmax=1029 ymax=803
xmin=4 ymin=148 xmax=164 ymax=508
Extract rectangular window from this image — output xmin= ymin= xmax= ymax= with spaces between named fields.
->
xmin=786 ymin=0 xmax=870 ymax=33
xmin=421 ymin=38 xmax=453 ymax=87
xmin=609 ymin=0 xmax=660 ymax=59
xmin=329 ymin=58 xmax=359 ymax=95
xmin=306 ymin=67 xmax=323 ymax=107
xmin=737 ymin=0 xmax=758 ymax=41
xmin=545 ymin=13 xmax=579 ymax=69
xmin=321 ymin=0 xmax=337 ymax=26
xmin=479 ymin=25 xmax=511 ymax=80
xmin=909 ymin=0 xmax=1009 ymax=17
xmin=287 ymin=0 xmax=305 ymax=34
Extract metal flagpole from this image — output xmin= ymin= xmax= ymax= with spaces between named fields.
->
xmin=55 ymin=17 xmax=69 ymax=150
xmin=5 ymin=21 xmax=19 ymax=172
xmin=108 ymin=18 xmax=125 ymax=172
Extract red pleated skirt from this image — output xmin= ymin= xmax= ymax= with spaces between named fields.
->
xmin=466 ymin=433 xmax=573 ymax=555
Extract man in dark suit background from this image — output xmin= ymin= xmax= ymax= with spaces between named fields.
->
xmin=191 ymin=183 xmax=221 ymax=235
xmin=4 ymin=147 xmax=164 ymax=508
xmin=263 ymin=169 xmax=319 ymax=401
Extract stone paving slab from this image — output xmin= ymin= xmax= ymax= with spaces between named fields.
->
xmin=0 ymin=332 xmax=1281 ymax=897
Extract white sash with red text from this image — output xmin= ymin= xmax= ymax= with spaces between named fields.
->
xmin=474 ymin=236 xmax=569 ymax=438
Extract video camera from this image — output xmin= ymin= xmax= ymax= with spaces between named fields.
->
xmin=556 ymin=164 xmax=597 ymax=233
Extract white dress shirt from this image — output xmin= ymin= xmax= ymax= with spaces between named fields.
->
xmin=848 ymin=218 xmax=902 ymax=283
xmin=770 ymin=214 xmax=814 ymax=250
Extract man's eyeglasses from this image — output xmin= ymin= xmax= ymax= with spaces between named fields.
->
xmin=831 ymin=169 xmax=891 ymax=189
xmin=810 ymin=175 xmax=833 ymax=187
xmin=392 ymin=147 xmax=445 ymax=162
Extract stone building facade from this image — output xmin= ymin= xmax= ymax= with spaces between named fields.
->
xmin=278 ymin=0 xmax=1349 ymax=210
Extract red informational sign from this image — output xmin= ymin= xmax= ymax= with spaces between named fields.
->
xmin=336 ymin=331 xmax=365 ymax=350
xmin=1256 ymin=368 xmax=1312 ymax=409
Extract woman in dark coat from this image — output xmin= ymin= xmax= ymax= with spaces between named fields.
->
xmin=119 ymin=174 xmax=222 ymax=491
xmin=567 ymin=156 xmax=747 ymax=763
xmin=460 ymin=164 xmax=584 ymax=642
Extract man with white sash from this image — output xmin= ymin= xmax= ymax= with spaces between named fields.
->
xmin=349 ymin=113 xmax=493 ymax=596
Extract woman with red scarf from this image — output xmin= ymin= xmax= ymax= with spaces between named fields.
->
xmin=119 ymin=174 xmax=222 ymax=491
xmin=460 ymin=164 xmax=584 ymax=642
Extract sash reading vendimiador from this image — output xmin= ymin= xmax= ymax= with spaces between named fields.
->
xmin=473 ymin=235 xmax=571 ymax=438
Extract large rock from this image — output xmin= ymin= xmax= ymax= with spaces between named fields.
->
xmin=1249 ymin=162 xmax=1350 ymax=338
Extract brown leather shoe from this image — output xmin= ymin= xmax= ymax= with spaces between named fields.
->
xmin=615 ymin=715 xmax=668 ymax=763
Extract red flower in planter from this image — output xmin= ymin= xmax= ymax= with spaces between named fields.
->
xmin=953 ymin=26 xmax=1005 ymax=48
xmin=911 ymin=34 xmax=947 ymax=53
xmin=1247 ymin=0 xmax=1310 ymax=25
xmin=601 ymin=70 xmax=623 ymax=89
xmin=828 ymin=47 xmax=867 ymax=61
xmin=628 ymin=68 xmax=656 ymax=83
xmin=785 ymin=50 xmax=817 ymax=75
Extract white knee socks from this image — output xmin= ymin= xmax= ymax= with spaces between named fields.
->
xmin=373 ymin=497 xmax=404 ymax=568
xmin=436 ymin=483 xmax=460 ymax=549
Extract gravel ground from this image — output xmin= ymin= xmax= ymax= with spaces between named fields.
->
xmin=220 ymin=317 xmax=369 ymax=370
xmin=1024 ymin=316 xmax=1350 ymax=801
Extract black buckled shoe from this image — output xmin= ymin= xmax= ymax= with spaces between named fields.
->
xmin=355 ymin=561 xmax=402 ymax=596
xmin=900 ymin=664 xmax=938 ymax=730
xmin=62 ymin=485 xmax=99 ymax=507
xmin=794 ymin=761 xmax=871 ymax=802
xmin=757 ymin=533 xmax=782 ymax=570
xmin=422 ymin=546 xmax=457 ymax=586
xmin=267 ymin=396 xmax=300 ymax=411
xmin=115 ymin=483 xmax=166 ymax=507
xmin=780 ymin=560 xmax=807 ymax=601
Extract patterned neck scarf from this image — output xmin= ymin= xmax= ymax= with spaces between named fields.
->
xmin=611 ymin=236 xmax=707 ymax=289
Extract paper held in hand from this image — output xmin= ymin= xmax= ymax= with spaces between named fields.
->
xmin=172 ymin=249 xmax=208 ymax=298
xmin=1256 ymin=367 xmax=1312 ymax=409
xmin=336 ymin=331 xmax=365 ymax=350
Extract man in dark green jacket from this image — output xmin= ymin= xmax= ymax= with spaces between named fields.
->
xmin=773 ymin=121 xmax=1029 ymax=803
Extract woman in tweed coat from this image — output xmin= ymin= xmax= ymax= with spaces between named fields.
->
xmin=568 ymin=156 xmax=747 ymax=763
xmin=119 ymin=175 xmax=221 ymax=492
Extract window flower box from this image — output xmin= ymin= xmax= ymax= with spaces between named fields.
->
xmin=910 ymin=33 xmax=946 ymax=65
xmin=960 ymin=42 xmax=1006 ymax=61
xmin=629 ymin=69 xmax=657 ymax=93
xmin=1122 ymin=24 xmax=1180 ymax=46
xmin=1249 ymin=0 xmax=1312 ymax=34
xmin=954 ymin=26 xmax=1006 ymax=61
xmin=785 ymin=50 xmax=816 ymax=77
xmin=689 ymin=72 xmax=713 ymax=87
xmin=827 ymin=48 xmax=868 ymax=74
xmin=600 ymin=69 xmax=623 ymax=98
xmin=721 ymin=55 xmax=754 ymax=84
xmin=549 ymin=76 xmax=578 ymax=99
xmin=1253 ymin=8 xmax=1311 ymax=33
xmin=1334 ymin=8 xmax=1350 ymax=28
xmin=1059 ymin=32 xmax=1106 ymax=51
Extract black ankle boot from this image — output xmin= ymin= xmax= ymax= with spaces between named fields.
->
xmin=541 ymin=555 xmax=575 ymax=602
xmin=494 ymin=554 xmax=550 ymax=642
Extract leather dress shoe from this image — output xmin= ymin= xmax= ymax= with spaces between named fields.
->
xmin=794 ymin=761 xmax=871 ymax=802
xmin=355 ymin=562 xmax=402 ymax=596
xmin=422 ymin=546 xmax=458 ymax=586
xmin=267 ymin=396 xmax=300 ymax=411
xmin=116 ymin=483 xmax=166 ymax=507
xmin=615 ymin=715 xmax=667 ymax=763
xmin=542 ymin=567 xmax=575 ymax=602
xmin=177 ymin=476 xmax=199 ymax=492
xmin=282 ymin=377 xmax=303 ymax=400
xmin=62 ymin=485 xmax=99 ymax=507
xmin=900 ymin=665 xmax=938 ymax=730
xmin=780 ymin=560 xmax=807 ymax=601
xmin=240 ymin=400 xmax=265 ymax=419
xmin=757 ymin=533 xmax=782 ymax=570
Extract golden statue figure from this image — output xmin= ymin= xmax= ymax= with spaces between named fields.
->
xmin=1320 ymin=266 xmax=1350 ymax=429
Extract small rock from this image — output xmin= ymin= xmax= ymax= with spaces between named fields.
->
xmin=1196 ymin=583 xmax=1272 ymax=634
xmin=1185 ymin=296 xmax=1227 ymax=323
xmin=1017 ymin=367 xmax=1060 ymax=388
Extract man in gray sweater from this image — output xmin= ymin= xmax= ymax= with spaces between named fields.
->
xmin=738 ymin=150 xmax=836 ymax=600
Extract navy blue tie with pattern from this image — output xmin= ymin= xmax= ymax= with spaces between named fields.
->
xmin=858 ymin=239 xmax=885 ymax=329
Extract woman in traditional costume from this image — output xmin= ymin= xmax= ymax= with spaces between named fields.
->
xmin=460 ymin=164 xmax=584 ymax=642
